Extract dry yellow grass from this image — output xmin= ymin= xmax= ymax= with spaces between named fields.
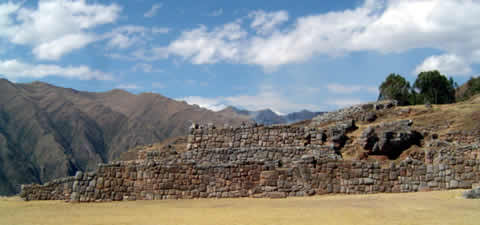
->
xmin=1 ymin=190 xmax=480 ymax=225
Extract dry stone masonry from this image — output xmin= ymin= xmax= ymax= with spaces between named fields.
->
xmin=310 ymin=100 xmax=397 ymax=126
xmin=20 ymin=100 xmax=480 ymax=202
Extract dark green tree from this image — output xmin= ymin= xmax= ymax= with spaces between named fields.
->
xmin=413 ymin=70 xmax=456 ymax=104
xmin=378 ymin=73 xmax=411 ymax=105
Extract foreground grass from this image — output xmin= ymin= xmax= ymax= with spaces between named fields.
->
xmin=1 ymin=190 xmax=479 ymax=225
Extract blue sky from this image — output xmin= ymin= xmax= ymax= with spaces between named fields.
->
xmin=0 ymin=0 xmax=479 ymax=113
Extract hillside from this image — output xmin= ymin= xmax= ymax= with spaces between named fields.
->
xmin=0 ymin=79 xmax=249 ymax=195
xmin=311 ymin=96 xmax=480 ymax=162
xmin=139 ymin=95 xmax=480 ymax=165
xmin=456 ymin=77 xmax=480 ymax=101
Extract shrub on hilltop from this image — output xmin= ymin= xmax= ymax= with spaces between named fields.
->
xmin=378 ymin=73 xmax=412 ymax=106
xmin=413 ymin=70 xmax=456 ymax=105
xmin=378 ymin=70 xmax=457 ymax=105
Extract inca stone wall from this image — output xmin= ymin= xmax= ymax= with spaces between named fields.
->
xmin=185 ymin=121 xmax=356 ymax=151
xmin=20 ymin=177 xmax=75 ymax=201
xmin=19 ymin=103 xmax=480 ymax=202
xmin=21 ymin=142 xmax=480 ymax=202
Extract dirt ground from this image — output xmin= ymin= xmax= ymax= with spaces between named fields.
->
xmin=1 ymin=190 xmax=479 ymax=225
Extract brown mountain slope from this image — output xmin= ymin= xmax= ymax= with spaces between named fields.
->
xmin=0 ymin=79 xmax=249 ymax=195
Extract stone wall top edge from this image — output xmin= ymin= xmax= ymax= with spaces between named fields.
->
xmin=21 ymin=176 xmax=75 ymax=188
xmin=188 ymin=122 xmax=314 ymax=133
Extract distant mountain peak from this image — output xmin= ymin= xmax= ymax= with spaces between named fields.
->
xmin=218 ymin=106 xmax=323 ymax=126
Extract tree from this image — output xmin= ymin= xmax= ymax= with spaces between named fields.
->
xmin=378 ymin=73 xmax=411 ymax=105
xmin=413 ymin=70 xmax=456 ymax=104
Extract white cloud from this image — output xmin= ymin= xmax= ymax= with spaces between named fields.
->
xmin=0 ymin=0 xmax=121 ymax=60
xmin=103 ymin=25 xmax=170 ymax=56
xmin=180 ymin=85 xmax=321 ymax=114
xmin=0 ymin=59 xmax=112 ymax=80
xmin=144 ymin=3 xmax=162 ymax=18
xmin=161 ymin=0 xmax=480 ymax=75
xmin=33 ymin=33 xmax=95 ymax=60
xmin=326 ymin=83 xmax=378 ymax=94
xmin=116 ymin=84 xmax=142 ymax=90
xmin=248 ymin=10 xmax=288 ymax=35
xmin=104 ymin=25 xmax=149 ymax=49
xmin=0 ymin=2 xmax=19 ymax=32
xmin=168 ymin=22 xmax=247 ymax=64
xmin=414 ymin=54 xmax=472 ymax=76
xmin=244 ymin=3 xmax=378 ymax=69
xmin=209 ymin=8 xmax=223 ymax=17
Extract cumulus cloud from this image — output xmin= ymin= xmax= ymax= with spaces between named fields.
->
xmin=144 ymin=3 xmax=162 ymax=18
xmin=327 ymin=83 xmax=378 ymax=94
xmin=414 ymin=54 xmax=472 ymax=76
xmin=0 ymin=59 xmax=112 ymax=80
xmin=161 ymin=0 xmax=480 ymax=75
xmin=168 ymin=22 xmax=247 ymax=64
xmin=0 ymin=0 xmax=121 ymax=60
xmin=165 ymin=2 xmax=377 ymax=70
xmin=32 ymin=33 xmax=95 ymax=60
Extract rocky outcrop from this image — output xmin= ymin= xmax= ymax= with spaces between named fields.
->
xmin=359 ymin=120 xmax=423 ymax=159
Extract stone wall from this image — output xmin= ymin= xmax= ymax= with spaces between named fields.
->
xmin=20 ymin=176 xmax=75 ymax=201
xmin=19 ymin=102 xmax=480 ymax=202
xmin=185 ymin=120 xmax=356 ymax=151
xmin=21 ymin=142 xmax=480 ymax=202
xmin=141 ymin=146 xmax=339 ymax=164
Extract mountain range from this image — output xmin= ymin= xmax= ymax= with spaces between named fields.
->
xmin=218 ymin=106 xmax=324 ymax=125
xmin=0 ymin=78 xmax=325 ymax=195
xmin=0 ymin=79 xmax=323 ymax=195
xmin=0 ymin=79 xmax=250 ymax=195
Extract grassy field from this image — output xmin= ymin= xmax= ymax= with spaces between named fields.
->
xmin=1 ymin=190 xmax=479 ymax=225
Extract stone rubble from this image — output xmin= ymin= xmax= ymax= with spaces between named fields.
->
xmin=310 ymin=100 xmax=397 ymax=126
